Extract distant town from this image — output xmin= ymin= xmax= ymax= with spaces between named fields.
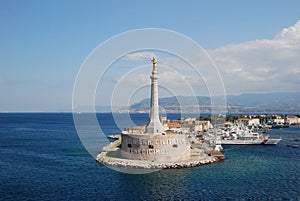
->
xmin=163 ymin=114 xmax=300 ymax=133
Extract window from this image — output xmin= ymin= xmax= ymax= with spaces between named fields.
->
xmin=173 ymin=144 xmax=178 ymax=148
xmin=148 ymin=145 xmax=154 ymax=149
xmin=128 ymin=144 xmax=132 ymax=148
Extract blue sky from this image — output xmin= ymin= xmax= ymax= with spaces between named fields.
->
xmin=1 ymin=0 xmax=300 ymax=111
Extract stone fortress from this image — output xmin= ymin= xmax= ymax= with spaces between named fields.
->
xmin=97 ymin=58 xmax=224 ymax=169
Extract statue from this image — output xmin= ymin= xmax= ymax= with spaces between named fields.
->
xmin=151 ymin=57 xmax=157 ymax=74
xmin=151 ymin=57 xmax=157 ymax=65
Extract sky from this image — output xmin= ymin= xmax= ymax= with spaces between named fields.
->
xmin=1 ymin=0 xmax=300 ymax=112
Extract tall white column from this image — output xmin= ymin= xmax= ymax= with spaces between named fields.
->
xmin=146 ymin=57 xmax=164 ymax=134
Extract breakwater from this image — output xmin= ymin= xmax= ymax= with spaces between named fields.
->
xmin=96 ymin=139 xmax=224 ymax=169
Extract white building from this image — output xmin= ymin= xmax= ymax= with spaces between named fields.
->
xmin=238 ymin=117 xmax=260 ymax=125
xmin=286 ymin=116 xmax=300 ymax=125
xmin=274 ymin=118 xmax=285 ymax=124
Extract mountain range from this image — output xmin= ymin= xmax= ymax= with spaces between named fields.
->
xmin=128 ymin=92 xmax=300 ymax=113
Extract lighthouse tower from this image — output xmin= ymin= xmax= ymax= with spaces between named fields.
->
xmin=145 ymin=57 xmax=164 ymax=134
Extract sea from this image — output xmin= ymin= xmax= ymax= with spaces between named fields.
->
xmin=0 ymin=113 xmax=299 ymax=200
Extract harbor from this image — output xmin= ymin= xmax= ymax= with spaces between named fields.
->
xmin=107 ymin=115 xmax=292 ymax=147
xmin=101 ymin=113 xmax=300 ymax=172
xmin=97 ymin=58 xmax=294 ymax=170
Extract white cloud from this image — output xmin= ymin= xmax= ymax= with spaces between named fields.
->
xmin=105 ymin=20 xmax=300 ymax=106
xmin=208 ymin=20 xmax=300 ymax=94
xmin=274 ymin=20 xmax=300 ymax=40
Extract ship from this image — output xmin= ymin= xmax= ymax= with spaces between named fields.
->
xmin=262 ymin=137 xmax=281 ymax=145
xmin=269 ymin=122 xmax=290 ymax=129
xmin=219 ymin=131 xmax=266 ymax=145
xmin=204 ymin=123 xmax=281 ymax=145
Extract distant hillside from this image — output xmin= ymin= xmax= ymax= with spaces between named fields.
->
xmin=129 ymin=92 xmax=300 ymax=113
xmin=130 ymin=96 xmax=211 ymax=109
xmin=227 ymin=92 xmax=300 ymax=106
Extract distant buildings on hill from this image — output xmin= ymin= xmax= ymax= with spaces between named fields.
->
xmin=236 ymin=114 xmax=300 ymax=126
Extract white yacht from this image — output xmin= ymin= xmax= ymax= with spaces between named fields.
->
xmin=204 ymin=123 xmax=281 ymax=145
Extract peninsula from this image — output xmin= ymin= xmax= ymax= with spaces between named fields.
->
xmin=96 ymin=58 xmax=224 ymax=169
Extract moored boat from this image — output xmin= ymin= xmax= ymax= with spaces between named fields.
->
xmin=263 ymin=137 xmax=282 ymax=145
xmin=205 ymin=122 xmax=282 ymax=146
xmin=220 ymin=139 xmax=265 ymax=145
xmin=272 ymin=122 xmax=284 ymax=129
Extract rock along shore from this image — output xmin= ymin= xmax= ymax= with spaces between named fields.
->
xmin=96 ymin=139 xmax=224 ymax=169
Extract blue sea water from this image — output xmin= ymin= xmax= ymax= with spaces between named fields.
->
xmin=0 ymin=113 xmax=299 ymax=200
